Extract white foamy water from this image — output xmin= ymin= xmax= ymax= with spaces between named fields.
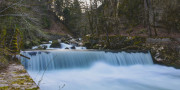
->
xmin=28 ymin=63 xmax=180 ymax=90
xmin=32 ymin=43 xmax=86 ymax=50
xmin=21 ymin=51 xmax=180 ymax=90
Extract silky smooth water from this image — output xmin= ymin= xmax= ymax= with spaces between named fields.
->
xmin=21 ymin=50 xmax=180 ymax=90
xmin=32 ymin=43 xmax=86 ymax=50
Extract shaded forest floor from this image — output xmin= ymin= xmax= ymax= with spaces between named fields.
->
xmin=106 ymin=25 xmax=180 ymax=38
xmin=44 ymin=12 xmax=73 ymax=37
xmin=0 ymin=62 xmax=39 ymax=90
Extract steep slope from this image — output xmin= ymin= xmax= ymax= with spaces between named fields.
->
xmin=43 ymin=12 xmax=73 ymax=37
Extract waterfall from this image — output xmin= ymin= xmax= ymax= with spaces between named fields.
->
xmin=21 ymin=50 xmax=180 ymax=90
xmin=21 ymin=50 xmax=153 ymax=71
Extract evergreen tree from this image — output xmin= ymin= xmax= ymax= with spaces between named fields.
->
xmin=55 ymin=0 xmax=64 ymax=16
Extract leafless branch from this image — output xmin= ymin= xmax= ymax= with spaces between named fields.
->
xmin=0 ymin=0 xmax=23 ymax=14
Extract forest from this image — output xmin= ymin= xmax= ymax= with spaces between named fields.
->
xmin=1 ymin=0 xmax=179 ymax=64
xmin=0 ymin=0 xmax=180 ymax=89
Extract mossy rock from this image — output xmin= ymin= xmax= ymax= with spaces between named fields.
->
xmin=14 ymin=69 xmax=27 ymax=74
xmin=93 ymin=44 xmax=100 ymax=49
xmin=83 ymin=35 xmax=146 ymax=50
xmin=12 ymin=75 xmax=34 ymax=85
xmin=40 ymin=37 xmax=49 ymax=42
xmin=50 ymin=40 xmax=61 ymax=48
xmin=83 ymin=42 xmax=91 ymax=49
xmin=61 ymin=37 xmax=66 ymax=43
xmin=24 ymin=40 xmax=41 ymax=49
xmin=0 ymin=86 xmax=9 ymax=90
xmin=83 ymin=35 xmax=99 ymax=45
xmin=122 ymin=45 xmax=141 ymax=50
xmin=71 ymin=46 xmax=76 ymax=49
xmin=25 ymin=87 xmax=39 ymax=90
xmin=65 ymin=47 xmax=69 ymax=49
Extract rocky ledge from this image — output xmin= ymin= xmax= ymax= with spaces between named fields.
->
xmin=0 ymin=63 xmax=39 ymax=90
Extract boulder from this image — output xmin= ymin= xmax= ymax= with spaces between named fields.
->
xmin=50 ymin=40 xmax=61 ymax=48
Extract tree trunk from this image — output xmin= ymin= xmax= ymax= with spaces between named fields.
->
xmin=144 ymin=0 xmax=152 ymax=36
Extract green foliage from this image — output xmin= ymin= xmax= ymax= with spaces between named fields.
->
xmin=42 ymin=16 xmax=51 ymax=29
xmin=79 ymin=0 xmax=180 ymax=38
xmin=55 ymin=0 xmax=64 ymax=15
xmin=0 ymin=29 xmax=7 ymax=47
xmin=0 ymin=28 xmax=22 ymax=68
xmin=83 ymin=35 xmax=146 ymax=50
xmin=0 ymin=0 xmax=52 ymax=50
xmin=63 ymin=7 xmax=71 ymax=24
xmin=40 ymin=37 xmax=49 ymax=43
xmin=58 ymin=0 xmax=82 ymax=36
xmin=0 ymin=48 xmax=11 ymax=70
xmin=118 ymin=0 xmax=143 ymax=27
xmin=160 ymin=2 xmax=180 ymax=32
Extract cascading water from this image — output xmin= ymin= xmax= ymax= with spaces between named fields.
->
xmin=32 ymin=43 xmax=86 ymax=50
xmin=21 ymin=51 xmax=153 ymax=71
xmin=21 ymin=50 xmax=180 ymax=90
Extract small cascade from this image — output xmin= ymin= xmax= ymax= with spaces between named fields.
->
xmin=32 ymin=42 xmax=86 ymax=50
xmin=75 ymin=47 xmax=87 ymax=50
xmin=60 ymin=43 xmax=73 ymax=49
xmin=21 ymin=50 xmax=153 ymax=71
xmin=60 ymin=43 xmax=86 ymax=49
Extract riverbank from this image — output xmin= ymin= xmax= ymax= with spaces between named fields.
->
xmin=82 ymin=36 xmax=180 ymax=68
xmin=0 ymin=62 xmax=39 ymax=90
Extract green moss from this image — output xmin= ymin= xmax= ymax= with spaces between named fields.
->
xmin=148 ymin=44 xmax=180 ymax=68
xmin=122 ymin=45 xmax=141 ymax=50
xmin=12 ymin=79 xmax=25 ymax=85
xmin=14 ymin=75 xmax=29 ymax=79
xmin=31 ymin=40 xmax=40 ymax=46
xmin=25 ymin=87 xmax=39 ymax=90
xmin=126 ymin=28 xmax=133 ymax=35
xmin=134 ymin=41 xmax=142 ymax=45
xmin=138 ymin=29 xmax=147 ymax=34
xmin=40 ymin=38 xmax=49 ymax=43
xmin=12 ymin=75 xmax=34 ymax=85
xmin=50 ymin=40 xmax=61 ymax=48
xmin=0 ymin=74 xmax=3 ymax=77
xmin=82 ymin=35 xmax=147 ymax=50
xmin=0 ymin=86 xmax=9 ymax=90
xmin=93 ymin=44 xmax=100 ymax=49
xmin=24 ymin=40 xmax=41 ymax=49
xmin=10 ymin=87 xmax=21 ymax=90
xmin=83 ymin=35 xmax=99 ymax=46
xmin=14 ymin=69 xmax=27 ymax=74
